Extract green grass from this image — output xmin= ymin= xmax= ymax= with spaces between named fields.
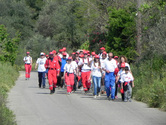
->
xmin=0 ymin=62 xmax=19 ymax=125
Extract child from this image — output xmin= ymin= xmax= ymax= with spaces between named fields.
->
xmin=63 ymin=57 xmax=76 ymax=95
xmin=116 ymin=62 xmax=126 ymax=101
xmin=120 ymin=66 xmax=134 ymax=102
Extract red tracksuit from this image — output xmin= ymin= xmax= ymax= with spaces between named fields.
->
xmin=45 ymin=57 xmax=60 ymax=90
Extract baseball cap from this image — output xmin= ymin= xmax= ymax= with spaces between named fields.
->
xmin=91 ymin=52 xmax=96 ymax=56
xmin=63 ymin=47 xmax=66 ymax=51
xmin=68 ymin=57 xmax=72 ymax=60
xmin=40 ymin=52 xmax=44 ymax=56
xmin=63 ymin=52 xmax=67 ymax=56
xmin=121 ymin=62 xmax=125 ymax=68
xmin=114 ymin=56 xmax=118 ymax=59
xmin=95 ymin=55 xmax=100 ymax=59
xmin=100 ymin=47 xmax=105 ymax=50
xmin=49 ymin=52 xmax=53 ymax=55
xmin=52 ymin=50 xmax=56 ymax=54
xmin=102 ymin=51 xmax=107 ymax=55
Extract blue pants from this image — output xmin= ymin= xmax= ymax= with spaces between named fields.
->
xmin=93 ymin=76 xmax=101 ymax=95
xmin=38 ymin=72 xmax=46 ymax=87
xmin=105 ymin=72 xmax=115 ymax=99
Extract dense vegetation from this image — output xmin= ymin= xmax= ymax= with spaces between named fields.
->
xmin=0 ymin=1 xmax=166 ymax=124
xmin=0 ymin=62 xmax=19 ymax=125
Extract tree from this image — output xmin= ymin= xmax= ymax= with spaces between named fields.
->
xmin=106 ymin=5 xmax=137 ymax=61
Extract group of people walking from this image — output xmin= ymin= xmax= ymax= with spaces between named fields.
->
xmin=23 ymin=47 xmax=134 ymax=102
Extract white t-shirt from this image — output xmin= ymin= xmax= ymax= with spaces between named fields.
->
xmin=64 ymin=63 xmax=75 ymax=73
xmin=23 ymin=56 xmax=32 ymax=64
xmin=58 ymin=54 xmax=63 ymax=58
xmin=100 ymin=58 xmax=106 ymax=74
xmin=117 ymin=69 xmax=125 ymax=80
xmin=36 ymin=58 xmax=47 ymax=72
xmin=91 ymin=63 xmax=102 ymax=77
xmin=120 ymin=72 xmax=134 ymax=83
xmin=103 ymin=58 xmax=117 ymax=72
xmin=71 ymin=61 xmax=78 ymax=69
xmin=78 ymin=58 xmax=92 ymax=72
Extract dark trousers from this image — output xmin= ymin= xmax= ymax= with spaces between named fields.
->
xmin=115 ymin=81 xmax=120 ymax=96
xmin=73 ymin=74 xmax=77 ymax=91
xmin=57 ymin=72 xmax=64 ymax=88
xmin=38 ymin=72 xmax=45 ymax=87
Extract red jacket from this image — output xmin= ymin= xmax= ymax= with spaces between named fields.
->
xmin=45 ymin=57 xmax=60 ymax=74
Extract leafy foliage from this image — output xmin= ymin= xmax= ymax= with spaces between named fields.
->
xmin=106 ymin=5 xmax=137 ymax=61
xmin=0 ymin=25 xmax=20 ymax=65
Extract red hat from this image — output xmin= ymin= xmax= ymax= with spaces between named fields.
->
xmin=114 ymin=56 xmax=118 ymax=59
xmin=46 ymin=55 xmax=49 ymax=57
xmin=95 ymin=55 xmax=100 ymax=59
xmin=76 ymin=52 xmax=79 ymax=54
xmin=68 ymin=57 xmax=72 ymax=60
xmin=100 ymin=47 xmax=105 ymax=50
xmin=52 ymin=50 xmax=56 ymax=54
xmin=26 ymin=52 xmax=30 ymax=54
xmin=72 ymin=52 xmax=76 ymax=55
xmin=49 ymin=52 xmax=53 ymax=55
xmin=102 ymin=51 xmax=107 ymax=55
xmin=43 ymin=53 xmax=46 ymax=55
xmin=63 ymin=52 xmax=67 ymax=56
xmin=59 ymin=49 xmax=63 ymax=52
xmin=79 ymin=54 xmax=84 ymax=58
xmin=88 ymin=54 xmax=90 ymax=56
xmin=83 ymin=50 xmax=88 ymax=54
xmin=63 ymin=47 xmax=66 ymax=51
xmin=91 ymin=52 xmax=96 ymax=56
xmin=121 ymin=62 xmax=125 ymax=68
xmin=87 ymin=50 xmax=90 ymax=54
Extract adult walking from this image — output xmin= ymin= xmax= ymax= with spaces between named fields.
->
xmin=78 ymin=51 xmax=92 ymax=93
xmin=45 ymin=52 xmax=60 ymax=94
xmin=23 ymin=52 xmax=32 ymax=80
xmin=59 ymin=52 xmax=67 ymax=88
xmin=91 ymin=55 xmax=102 ymax=98
xmin=35 ymin=52 xmax=47 ymax=88
xmin=102 ymin=52 xmax=117 ymax=100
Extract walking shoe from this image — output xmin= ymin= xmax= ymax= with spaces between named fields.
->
xmin=67 ymin=92 xmax=71 ymax=95
xmin=52 ymin=87 xmax=55 ymax=93
xmin=124 ymin=99 xmax=127 ymax=102
xmin=98 ymin=93 xmax=101 ymax=97
xmin=106 ymin=96 xmax=110 ymax=101
xmin=50 ymin=90 xmax=54 ymax=94
xmin=94 ymin=95 xmax=97 ymax=98
xmin=128 ymin=99 xmax=132 ymax=102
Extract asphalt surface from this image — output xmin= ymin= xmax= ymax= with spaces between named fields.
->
xmin=7 ymin=71 xmax=166 ymax=125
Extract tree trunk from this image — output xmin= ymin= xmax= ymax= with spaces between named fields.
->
xmin=136 ymin=0 xmax=143 ymax=62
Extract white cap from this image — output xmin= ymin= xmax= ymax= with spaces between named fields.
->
xmin=40 ymin=52 xmax=44 ymax=56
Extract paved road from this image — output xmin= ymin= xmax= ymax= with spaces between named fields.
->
xmin=7 ymin=71 xmax=166 ymax=125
